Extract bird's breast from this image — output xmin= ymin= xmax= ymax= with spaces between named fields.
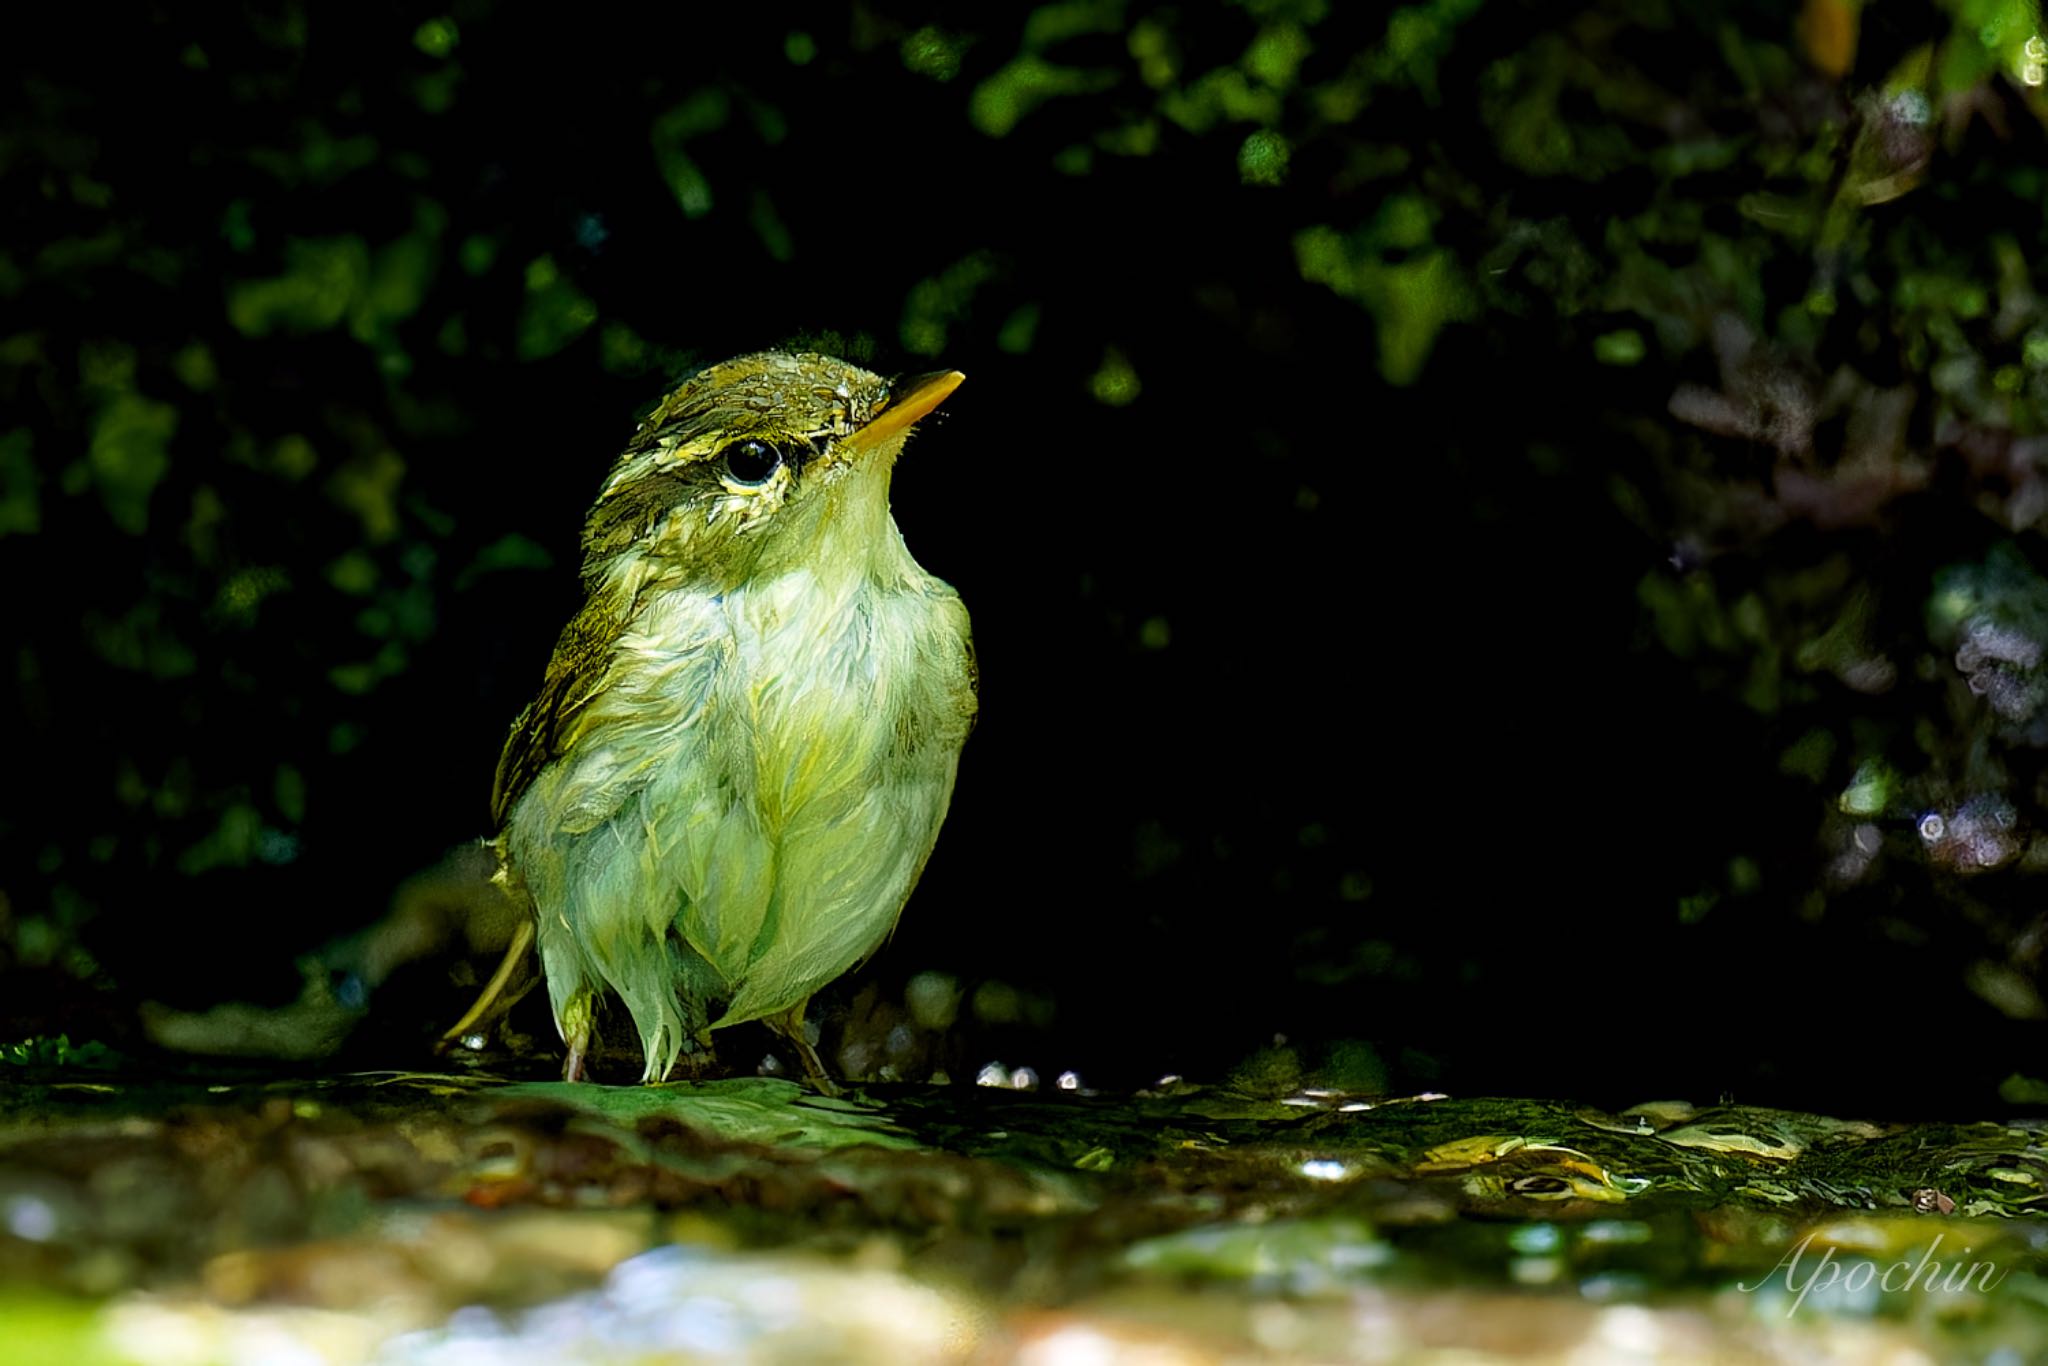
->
xmin=620 ymin=559 xmax=972 ymax=830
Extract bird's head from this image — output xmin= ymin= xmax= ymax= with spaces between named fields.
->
xmin=581 ymin=351 xmax=962 ymax=587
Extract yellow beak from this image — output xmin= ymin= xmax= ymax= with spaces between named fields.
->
xmin=844 ymin=370 xmax=965 ymax=453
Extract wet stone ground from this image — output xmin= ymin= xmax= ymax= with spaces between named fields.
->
xmin=1 ymin=1069 xmax=2045 ymax=1363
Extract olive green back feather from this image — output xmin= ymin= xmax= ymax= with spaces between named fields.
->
xmin=491 ymin=589 xmax=629 ymax=829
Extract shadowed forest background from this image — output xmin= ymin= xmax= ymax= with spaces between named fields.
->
xmin=7 ymin=0 xmax=2048 ymax=1114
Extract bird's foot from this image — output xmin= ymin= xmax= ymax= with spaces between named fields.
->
xmin=789 ymin=1038 xmax=840 ymax=1097
xmin=766 ymin=1005 xmax=840 ymax=1097
xmin=437 ymin=918 xmax=536 ymax=1051
xmin=559 ymin=988 xmax=595 ymax=1082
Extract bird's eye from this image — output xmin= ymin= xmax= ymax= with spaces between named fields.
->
xmin=719 ymin=439 xmax=784 ymax=486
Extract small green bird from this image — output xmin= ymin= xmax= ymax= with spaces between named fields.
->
xmin=447 ymin=352 xmax=976 ymax=1085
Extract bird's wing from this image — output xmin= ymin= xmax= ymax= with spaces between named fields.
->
xmin=491 ymin=590 xmax=629 ymax=830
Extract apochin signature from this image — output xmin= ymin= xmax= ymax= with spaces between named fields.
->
xmin=1739 ymin=1232 xmax=2005 ymax=1314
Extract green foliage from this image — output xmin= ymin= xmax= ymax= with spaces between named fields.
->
xmin=517 ymin=256 xmax=598 ymax=361
xmin=650 ymin=89 xmax=730 ymax=218
xmin=973 ymin=55 xmax=1119 ymax=136
xmin=1089 ymin=347 xmax=1142 ymax=406
xmin=0 ymin=429 xmax=37 ymax=535
xmin=0 ymin=1035 xmax=117 ymax=1069
xmin=86 ymin=393 xmax=176 ymax=534
xmin=1236 ymin=128 xmax=1291 ymax=185
xmin=900 ymin=252 xmax=999 ymax=357
xmin=901 ymin=26 xmax=968 ymax=81
xmin=413 ymin=17 xmax=459 ymax=60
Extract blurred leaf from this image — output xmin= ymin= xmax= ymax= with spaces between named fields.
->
xmin=1798 ymin=0 xmax=1861 ymax=80
xmin=1937 ymin=0 xmax=2043 ymax=91
xmin=457 ymin=534 xmax=553 ymax=590
xmin=900 ymin=252 xmax=998 ymax=357
xmin=1238 ymin=129 xmax=1291 ymax=184
xmin=518 ymin=256 xmax=598 ymax=361
xmin=0 ymin=428 xmax=39 ymax=536
xmin=325 ymin=447 xmax=407 ymax=543
xmin=901 ymin=26 xmax=966 ymax=81
xmin=972 ymin=56 xmax=1116 ymax=136
xmin=88 ymin=392 xmax=176 ymax=534
xmin=1595 ymin=329 xmax=1646 ymax=365
xmin=228 ymin=237 xmax=368 ymax=336
xmin=1089 ymin=347 xmax=1142 ymax=405
xmin=0 ymin=1035 xmax=118 ymax=1069
xmin=414 ymin=16 xmax=459 ymax=58
xmin=650 ymin=89 xmax=731 ymax=218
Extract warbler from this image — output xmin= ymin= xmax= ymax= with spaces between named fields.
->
xmin=445 ymin=352 xmax=976 ymax=1085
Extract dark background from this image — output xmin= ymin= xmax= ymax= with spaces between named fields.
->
xmin=7 ymin=0 xmax=2048 ymax=1114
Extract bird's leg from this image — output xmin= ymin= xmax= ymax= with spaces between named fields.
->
xmin=560 ymin=987 xmax=594 ymax=1083
xmin=438 ymin=918 xmax=536 ymax=1048
xmin=766 ymin=1002 xmax=839 ymax=1096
